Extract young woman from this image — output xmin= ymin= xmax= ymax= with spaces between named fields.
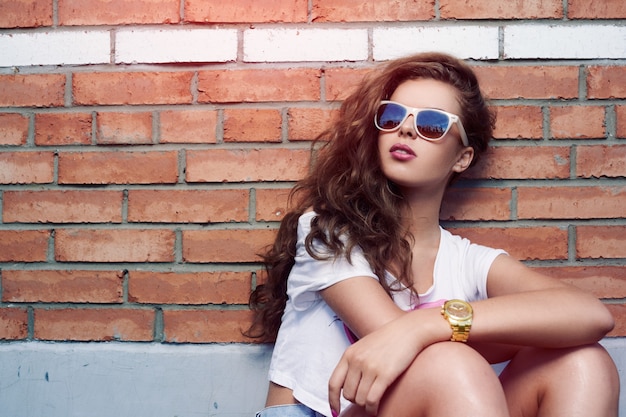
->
xmin=247 ymin=52 xmax=619 ymax=417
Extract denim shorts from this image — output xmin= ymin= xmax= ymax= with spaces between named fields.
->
xmin=256 ymin=404 xmax=326 ymax=417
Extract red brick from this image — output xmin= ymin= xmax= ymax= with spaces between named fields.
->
xmin=58 ymin=0 xmax=180 ymax=25
xmin=0 ymin=0 xmax=52 ymax=28
xmin=159 ymin=109 xmax=218 ymax=144
xmin=4 ymin=190 xmax=123 ymax=223
xmin=451 ymin=227 xmax=568 ymax=261
xmin=35 ymin=308 xmax=154 ymax=341
xmin=325 ymin=67 xmax=370 ymax=101
xmin=128 ymin=271 xmax=251 ymax=304
xmin=441 ymin=187 xmax=512 ymax=221
xmin=0 ymin=74 xmax=65 ymax=107
xmin=464 ymin=146 xmax=570 ymax=180
xmin=606 ymin=305 xmax=626 ymax=337
xmin=0 ymin=230 xmax=49 ymax=262
xmin=3 ymin=270 xmax=123 ymax=303
xmin=163 ymin=310 xmax=253 ymax=343
xmin=0 ymin=308 xmax=28 ymax=340
xmin=587 ymin=66 xmax=626 ymax=99
xmin=183 ymin=229 xmax=276 ymax=263
xmin=550 ymin=106 xmax=606 ymax=139
xmin=256 ymin=268 xmax=268 ymax=287
xmin=441 ymin=0 xmax=562 ymax=19
xmin=492 ymin=106 xmax=543 ymax=140
xmin=96 ymin=112 xmax=152 ymax=145
xmin=127 ymin=189 xmax=249 ymax=223
xmin=474 ymin=66 xmax=579 ymax=100
xmin=185 ymin=0 xmax=307 ymax=23
xmin=288 ymin=107 xmax=338 ymax=141
xmin=576 ymin=145 xmax=626 ymax=178
xmin=312 ymin=0 xmax=434 ymax=22
xmin=617 ymin=105 xmax=626 ymax=138
xmin=517 ymin=186 xmax=626 ymax=219
xmin=73 ymin=72 xmax=193 ymax=105
xmin=197 ymin=69 xmax=321 ymax=103
xmin=223 ymin=109 xmax=282 ymax=143
xmin=0 ymin=151 xmax=54 ymax=184
xmin=577 ymin=226 xmax=626 ymax=259
xmin=255 ymin=188 xmax=294 ymax=221
xmin=55 ymin=229 xmax=175 ymax=262
xmin=568 ymin=0 xmax=626 ymax=19
xmin=535 ymin=266 xmax=626 ymax=299
xmin=58 ymin=151 xmax=178 ymax=184
xmin=35 ymin=113 xmax=92 ymax=145
xmin=186 ymin=148 xmax=310 ymax=183
xmin=0 ymin=113 xmax=29 ymax=145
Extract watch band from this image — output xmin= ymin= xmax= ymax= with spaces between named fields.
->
xmin=449 ymin=322 xmax=471 ymax=342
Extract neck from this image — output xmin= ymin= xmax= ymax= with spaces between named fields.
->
xmin=400 ymin=185 xmax=446 ymax=246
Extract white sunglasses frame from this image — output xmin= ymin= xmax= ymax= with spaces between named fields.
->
xmin=374 ymin=100 xmax=469 ymax=147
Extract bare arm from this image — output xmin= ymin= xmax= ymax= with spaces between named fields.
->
xmin=475 ymin=254 xmax=614 ymax=347
xmin=321 ymin=275 xmax=404 ymax=338
xmin=326 ymin=254 xmax=614 ymax=415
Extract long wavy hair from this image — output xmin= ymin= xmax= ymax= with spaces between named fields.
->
xmin=246 ymin=52 xmax=496 ymax=342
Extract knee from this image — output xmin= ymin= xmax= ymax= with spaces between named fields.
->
xmin=502 ymin=344 xmax=619 ymax=416
xmin=418 ymin=341 xmax=490 ymax=370
xmin=401 ymin=342 xmax=501 ymax=392
xmin=509 ymin=343 xmax=619 ymax=394
xmin=379 ymin=342 xmax=507 ymax=417
xmin=570 ymin=344 xmax=619 ymax=387
xmin=546 ymin=343 xmax=617 ymax=381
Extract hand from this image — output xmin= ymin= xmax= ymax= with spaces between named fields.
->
xmin=328 ymin=311 xmax=429 ymax=416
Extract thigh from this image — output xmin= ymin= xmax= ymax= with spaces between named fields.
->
xmin=500 ymin=343 xmax=619 ymax=417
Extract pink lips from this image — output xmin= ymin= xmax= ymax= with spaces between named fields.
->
xmin=389 ymin=143 xmax=416 ymax=161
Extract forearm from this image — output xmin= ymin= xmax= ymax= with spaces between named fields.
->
xmin=394 ymin=287 xmax=613 ymax=357
xmin=469 ymin=288 xmax=614 ymax=348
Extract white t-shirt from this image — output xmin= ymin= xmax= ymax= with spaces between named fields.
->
xmin=268 ymin=211 xmax=506 ymax=416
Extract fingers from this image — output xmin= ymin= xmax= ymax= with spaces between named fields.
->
xmin=329 ymin=351 xmax=388 ymax=417
xmin=329 ymin=356 xmax=348 ymax=416
xmin=350 ymin=372 xmax=377 ymax=414
xmin=362 ymin=379 xmax=387 ymax=416
xmin=343 ymin=366 xmax=364 ymax=403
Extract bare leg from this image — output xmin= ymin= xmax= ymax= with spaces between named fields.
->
xmin=500 ymin=343 xmax=619 ymax=417
xmin=371 ymin=342 xmax=510 ymax=417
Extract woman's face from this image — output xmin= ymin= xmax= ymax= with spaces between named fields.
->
xmin=377 ymin=78 xmax=472 ymax=193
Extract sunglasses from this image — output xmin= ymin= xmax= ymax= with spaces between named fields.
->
xmin=374 ymin=100 xmax=469 ymax=147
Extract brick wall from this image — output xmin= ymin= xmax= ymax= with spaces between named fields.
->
xmin=0 ymin=0 xmax=625 ymax=343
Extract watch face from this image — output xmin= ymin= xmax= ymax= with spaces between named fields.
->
xmin=447 ymin=300 xmax=471 ymax=319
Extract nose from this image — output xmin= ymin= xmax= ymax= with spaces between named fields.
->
xmin=399 ymin=114 xmax=416 ymax=139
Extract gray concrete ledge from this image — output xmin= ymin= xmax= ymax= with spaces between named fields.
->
xmin=1 ymin=339 xmax=624 ymax=417
xmin=0 ymin=342 xmax=273 ymax=417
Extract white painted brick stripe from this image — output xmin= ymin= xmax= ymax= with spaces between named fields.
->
xmin=504 ymin=24 xmax=626 ymax=59
xmin=115 ymin=28 xmax=238 ymax=64
xmin=243 ymin=28 xmax=368 ymax=62
xmin=0 ymin=31 xmax=110 ymax=67
xmin=373 ymin=26 xmax=500 ymax=61
xmin=0 ymin=24 xmax=624 ymax=68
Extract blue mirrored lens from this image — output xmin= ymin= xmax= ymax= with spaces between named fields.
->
xmin=376 ymin=103 xmax=406 ymax=130
xmin=415 ymin=110 xmax=449 ymax=139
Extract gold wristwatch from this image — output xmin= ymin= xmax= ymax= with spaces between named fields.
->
xmin=441 ymin=299 xmax=473 ymax=342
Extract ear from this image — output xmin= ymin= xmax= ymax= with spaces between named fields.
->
xmin=452 ymin=147 xmax=474 ymax=173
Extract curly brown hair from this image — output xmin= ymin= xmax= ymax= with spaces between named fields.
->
xmin=246 ymin=52 xmax=496 ymax=342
